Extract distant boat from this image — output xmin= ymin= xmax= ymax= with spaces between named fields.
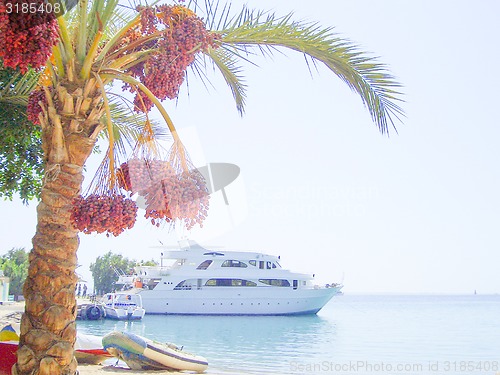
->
xmin=115 ymin=240 xmax=343 ymax=315
xmin=102 ymin=331 xmax=208 ymax=373
xmin=101 ymin=293 xmax=145 ymax=320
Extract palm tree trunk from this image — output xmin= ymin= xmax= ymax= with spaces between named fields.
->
xmin=14 ymin=164 xmax=83 ymax=375
xmin=14 ymin=79 xmax=103 ymax=375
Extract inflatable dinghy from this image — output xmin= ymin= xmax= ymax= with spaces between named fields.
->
xmin=102 ymin=331 xmax=208 ymax=373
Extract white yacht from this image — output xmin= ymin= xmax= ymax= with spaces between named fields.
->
xmin=117 ymin=241 xmax=342 ymax=315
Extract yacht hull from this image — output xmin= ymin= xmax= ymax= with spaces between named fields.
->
xmin=135 ymin=285 xmax=341 ymax=315
xmin=104 ymin=307 xmax=145 ymax=320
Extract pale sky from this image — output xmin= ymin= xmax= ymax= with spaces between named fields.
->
xmin=1 ymin=0 xmax=499 ymax=294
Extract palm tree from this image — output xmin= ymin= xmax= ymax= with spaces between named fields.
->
xmin=1 ymin=1 xmax=403 ymax=374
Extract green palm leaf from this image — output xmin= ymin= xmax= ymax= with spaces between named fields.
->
xmin=101 ymin=94 xmax=169 ymax=159
xmin=0 ymin=69 xmax=39 ymax=106
xmin=209 ymin=6 xmax=404 ymax=133
xmin=203 ymin=46 xmax=247 ymax=115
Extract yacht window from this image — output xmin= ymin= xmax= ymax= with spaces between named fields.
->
xmin=205 ymin=279 xmax=217 ymax=286
xmin=174 ymin=280 xmax=192 ymax=290
xmin=205 ymin=278 xmax=256 ymax=287
xmin=272 ymin=263 xmax=277 ymax=269
xmin=249 ymin=260 xmax=257 ymax=266
xmin=146 ymin=278 xmax=160 ymax=290
xmin=196 ymin=260 xmax=213 ymax=270
xmin=221 ymin=260 xmax=248 ymax=268
xmin=231 ymin=279 xmax=242 ymax=286
xmin=266 ymin=261 xmax=272 ymax=269
xmin=232 ymin=279 xmax=257 ymax=287
xmin=259 ymin=261 xmax=265 ymax=269
xmin=259 ymin=279 xmax=291 ymax=287
xmin=205 ymin=278 xmax=231 ymax=287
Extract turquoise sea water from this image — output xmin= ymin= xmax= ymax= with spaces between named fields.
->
xmin=77 ymin=295 xmax=500 ymax=375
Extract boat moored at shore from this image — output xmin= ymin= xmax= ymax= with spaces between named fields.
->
xmin=117 ymin=240 xmax=342 ymax=315
xmin=101 ymin=293 xmax=145 ymax=320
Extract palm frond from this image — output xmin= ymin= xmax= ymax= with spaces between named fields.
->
xmin=88 ymin=0 xmax=137 ymax=51
xmin=69 ymin=0 xmax=133 ymax=72
xmin=187 ymin=55 xmax=215 ymax=95
xmin=103 ymin=6 xmax=138 ymax=41
xmin=213 ymin=7 xmax=404 ymax=134
xmin=204 ymin=46 xmax=247 ymax=115
xmin=0 ymin=69 xmax=39 ymax=106
xmin=88 ymin=92 xmax=169 ymax=194
xmin=75 ymin=0 xmax=89 ymax=64
xmin=87 ymin=0 xmax=119 ymax=43
xmin=100 ymin=93 xmax=169 ymax=161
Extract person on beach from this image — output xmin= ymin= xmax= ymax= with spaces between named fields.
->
xmin=82 ymin=284 xmax=87 ymax=298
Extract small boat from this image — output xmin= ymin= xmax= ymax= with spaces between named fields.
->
xmin=77 ymin=302 xmax=106 ymax=320
xmin=102 ymin=331 xmax=208 ymax=373
xmin=0 ymin=324 xmax=112 ymax=374
xmin=101 ymin=293 xmax=145 ymax=320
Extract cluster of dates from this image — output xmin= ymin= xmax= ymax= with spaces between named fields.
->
xmin=0 ymin=0 xmax=59 ymax=72
xmin=117 ymin=159 xmax=209 ymax=229
xmin=26 ymin=88 xmax=47 ymax=125
xmin=116 ymin=158 xmax=173 ymax=194
xmin=118 ymin=4 xmax=220 ymax=111
xmin=70 ymin=194 xmax=138 ymax=237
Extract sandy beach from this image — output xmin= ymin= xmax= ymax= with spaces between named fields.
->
xmin=78 ymin=364 xmax=190 ymax=375
xmin=0 ymin=302 xmax=227 ymax=375
xmin=78 ymin=364 xmax=209 ymax=375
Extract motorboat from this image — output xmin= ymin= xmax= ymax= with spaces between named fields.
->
xmin=102 ymin=331 xmax=208 ymax=373
xmin=101 ymin=293 xmax=145 ymax=320
xmin=116 ymin=240 xmax=343 ymax=315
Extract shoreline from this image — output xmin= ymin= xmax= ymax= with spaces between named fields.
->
xmin=0 ymin=302 xmax=230 ymax=375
